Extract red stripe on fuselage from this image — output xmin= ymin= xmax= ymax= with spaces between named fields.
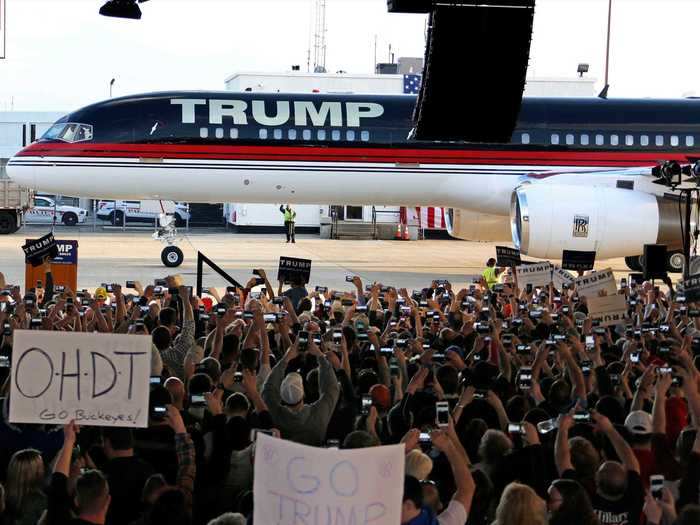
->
xmin=15 ymin=142 xmax=696 ymax=167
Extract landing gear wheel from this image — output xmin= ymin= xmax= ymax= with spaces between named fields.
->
xmin=161 ymin=246 xmax=184 ymax=267
xmin=666 ymin=251 xmax=685 ymax=274
xmin=625 ymin=255 xmax=643 ymax=272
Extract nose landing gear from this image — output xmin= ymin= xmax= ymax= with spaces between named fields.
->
xmin=154 ymin=213 xmax=184 ymax=267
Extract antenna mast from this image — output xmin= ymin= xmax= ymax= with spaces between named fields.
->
xmin=312 ymin=0 xmax=327 ymax=73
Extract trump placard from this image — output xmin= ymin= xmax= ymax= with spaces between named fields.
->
xmin=254 ymin=433 xmax=404 ymax=525
xmin=10 ymin=331 xmax=151 ymax=427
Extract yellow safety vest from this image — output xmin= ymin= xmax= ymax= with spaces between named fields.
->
xmin=284 ymin=209 xmax=296 ymax=222
xmin=482 ymin=266 xmax=499 ymax=289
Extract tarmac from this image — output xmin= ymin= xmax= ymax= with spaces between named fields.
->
xmin=1 ymin=224 xmax=636 ymax=292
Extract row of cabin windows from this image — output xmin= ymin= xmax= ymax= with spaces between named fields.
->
xmin=520 ymin=133 xmax=695 ymax=148
xmin=199 ymin=127 xmax=371 ymax=142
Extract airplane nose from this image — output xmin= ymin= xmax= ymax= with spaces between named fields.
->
xmin=6 ymin=156 xmax=36 ymax=189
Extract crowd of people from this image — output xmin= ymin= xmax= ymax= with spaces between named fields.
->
xmin=1 ymin=256 xmax=700 ymax=525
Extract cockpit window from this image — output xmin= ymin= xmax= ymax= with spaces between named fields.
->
xmin=41 ymin=123 xmax=93 ymax=143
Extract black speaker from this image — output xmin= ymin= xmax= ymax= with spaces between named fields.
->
xmin=412 ymin=1 xmax=535 ymax=142
xmin=643 ymin=244 xmax=668 ymax=280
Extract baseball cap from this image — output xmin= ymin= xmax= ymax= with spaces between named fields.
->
xmin=280 ymin=372 xmax=304 ymax=405
xmin=95 ymin=287 xmax=108 ymax=300
xmin=624 ymin=410 xmax=653 ymax=435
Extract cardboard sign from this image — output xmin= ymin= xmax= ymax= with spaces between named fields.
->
xmin=516 ymin=262 xmax=552 ymax=288
xmin=552 ymin=266 xmax=575 ymax=290
xmin=574 ymin=268 xmax=617 ymax=298
xmin=10 ymin=331 xmax=151 ymax=427
xmin=277 ymin=256 xmax=312 ymax=284
xmin=22 ymin=233 xmax=58 ymax=267
xmin=561 ymin=250 xmax=597 ymax=272
xmin=253 ymin=433 xmax=404 ymax=525
xmin=587 ymin=293 xmax=628 ymax=327
xmin=496 ymin=246 xmax=522 ymax=267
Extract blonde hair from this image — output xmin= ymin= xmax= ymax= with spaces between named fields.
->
xmin=6 ymin=449 xmax=44 ymax=513
xmin=493 ymin=482 xmax=546 ymax=525
xmin=405 ymin=449 xmax=433 ymax=481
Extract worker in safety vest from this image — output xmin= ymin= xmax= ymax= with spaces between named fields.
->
xmin=482 ymin=258 xmax=504 ymax=289
xmin=280 ymin=204 xmax=297 ymax=243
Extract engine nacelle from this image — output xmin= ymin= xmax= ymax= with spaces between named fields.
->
xmin=510 ymin=184 xmax=685 ymax=259
xmin=445 ymin=208 xmax=512 ymax=242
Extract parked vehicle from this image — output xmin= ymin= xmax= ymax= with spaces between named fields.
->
xmin=0 ymin=179 xmax=31 ymax=234
xmin=96 ymin=200 xmax=189 ymax=226
xmin=24 ymin=195 xmax=88 ymax=226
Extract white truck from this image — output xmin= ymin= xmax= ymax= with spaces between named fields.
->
xmin=0 ymin=179 xmax=32 ymax=234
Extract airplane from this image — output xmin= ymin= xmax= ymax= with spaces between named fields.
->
xmin=7 ymin=91 xmax=700 ymax=269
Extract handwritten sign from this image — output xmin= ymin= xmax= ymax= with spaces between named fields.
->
xmin=587 ymin=294 xmax=628 ymax=327
xmin=253 ymin=433 xmax=404 ymax=525
xmin=278 ymin=256 xmax=312 ymax=284
xmin=516 ymin=262 xmax=552 ymax=288
xmin=574 ymin=268 xmax=617 ymax=298
xmin=10 ymin=331 xmax=151 ymax=427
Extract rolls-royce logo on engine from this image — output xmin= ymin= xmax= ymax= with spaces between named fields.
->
xmin=573 ymin=215 xmax=589 ymax=238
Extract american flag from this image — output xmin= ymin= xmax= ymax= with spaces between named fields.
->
xmin=403 ymin=74 xmax=422 ymax=95
xmin=415 ymin=207 xmax=447 ymax=230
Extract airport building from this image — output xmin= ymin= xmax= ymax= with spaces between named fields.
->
xmin=0 ymin=67 xmax=596 ymax=235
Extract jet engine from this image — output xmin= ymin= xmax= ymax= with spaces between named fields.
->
xmin=509 ymin=184 xmax=686 ymax=260
xmin=445 ymin=208 xmax=512 ymax=242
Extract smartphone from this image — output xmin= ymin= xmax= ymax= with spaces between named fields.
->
xmin=315 ymin=286 xmax=328 ymax=293
xmin=361 ymin=394 xmax=372 ymax=415
xmin=250 ymin=428 xmax=275 ymax=441
xmin=326 ymin=438 xmax=340 ymax=449
xmin=233 ymin=372 xmax=244 ymax=383
xmin=508 ymin=423 xmax=524 ymax=434
xmin=435 ymin=401 xmax=450 ymax=428
xmin=573 ymin=411 xmax=591 ymax=424
xmin=585 ymin=335 xmax=594 ymax=348
xmin=650 ymin=475 xmax=664 ymax=500
xmin=243 ymin=311 xmax=255 ymax=320
xmin=658 ymin=366 xmax=673 ymax=375
xmin=263 ymin=313 xmax=277 ymax=323
xmin=419 ymin=432 xmax=431 ymax=443
xmin=298 ymin=330 xmax=309 ymax=351
xmin=630 ymin=352 xmax=640 ymax=363
xmin=516 ymin=344 xmax=531 ymax=355
xmin=356 ymin=305 xmax=368 ymax=313
xmin=345 ymin=276 xmax=355 ymax=282
xmin=151 ymin=406 xmax=167 ymax=420
xmin=333 ymin=330 xmax=342 ymax=342
xmin=154 ymin=278 xmax=167 ymax=286
xmin=518 ymin=367 xmax=533 ymax=390
xmin=0 ymin=355 xmax=9 ymax=368
xmin=126 ymin=280 xmax=136 ymax=289
xmin=190 ymin=394 xmax=206 ymax=406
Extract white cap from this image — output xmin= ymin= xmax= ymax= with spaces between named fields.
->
xmin=281 ymin=372 xmax=304 ymax=405
xmin=625 ymin=410 xmax=652 ymax=435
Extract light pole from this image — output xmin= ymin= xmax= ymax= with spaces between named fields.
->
xmin=109 ymin=78 xmax=116 ymax=98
